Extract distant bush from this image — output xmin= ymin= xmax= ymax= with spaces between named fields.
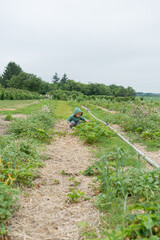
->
xmin=0 ymin=87 xmax=44 ymax=100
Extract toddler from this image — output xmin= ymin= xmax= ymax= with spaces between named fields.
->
xmin=67 ymin=107 xmax=89 ymax=129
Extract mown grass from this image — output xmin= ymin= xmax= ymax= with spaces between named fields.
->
xmin=0 ymin=100 xmax=40 ymax=115
xmin=51 ymin=100 xmax=72 ymax=119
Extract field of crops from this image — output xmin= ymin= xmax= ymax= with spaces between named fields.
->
xmin=0 ymin=98 xmax=160 ymax=239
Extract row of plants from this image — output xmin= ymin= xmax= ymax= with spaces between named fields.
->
xmin=80 ymin=156 xmax=160 ymax=239
xmin=0 ymin=104 xmax=55 ymax=236
xmin=72 ymin=120 xmax=160 ymax=239
xmin=0 ymin=87 xmax=44 ymax=100
xmin=82 ymin=99 xmax=160 ymax=150
xmin=50 ymin=89 xmax=136 ymax=102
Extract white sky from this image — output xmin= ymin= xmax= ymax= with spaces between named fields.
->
xmin=0 ymin=0 xmax=160 ymax=93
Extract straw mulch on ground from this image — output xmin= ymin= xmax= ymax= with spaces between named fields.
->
xmin=8 ymin=121 xmax=100 ymax=240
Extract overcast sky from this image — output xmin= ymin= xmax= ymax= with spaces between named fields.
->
xmin=0 ymin=0 xmax=160 ymax=93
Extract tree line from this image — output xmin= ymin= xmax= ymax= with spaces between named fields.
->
xmin=0 ymin=62 xmax=136 ymax=97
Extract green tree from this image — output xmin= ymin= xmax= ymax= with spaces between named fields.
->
xmin=0 ymin=75 xmax=3 ymax=86
xmin=60 ymin=73 xmax=68 ymax=85
xmin=8 ymin=72 xmax=44 ymax=93
xmin=114 ymin=86 xmax=126 ymax=97
xmin=126 ymin=86 xmax=136 ymax=96
xmin=2 ymin=62 xmax=22 ymax=88
xmin=52 ymin=72 xmax=60 ymax=84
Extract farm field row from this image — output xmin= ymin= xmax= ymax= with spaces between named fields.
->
xmin=50 ymin=100 xmax=160 ymax=239
xmin=0 ymin=99 xmax=160 ymax=239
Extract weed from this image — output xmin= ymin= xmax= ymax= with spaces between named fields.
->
xmin=61 ymin=170 xmax=67 ymax=175
xmin=78 ymin=221 xmax=98 ymax=239
xmin=0 ymin=183 xmax=19 ymax=235
xmin=69 ymin=176 xmax=81 ymax=188
xmin=53 ymin=179 xmax=60 ymax=185
xmin=3 ymin=114 xmax=13 ymax=121
xmin=83 ymin=166 xmax=95 ymax=176
xmin=67 ymin=189 xmax=85 ymax=203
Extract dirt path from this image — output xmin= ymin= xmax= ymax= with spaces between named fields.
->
xmin=8 ymin=121 xmax=100 ymax=240
xmin=97 ymin=106 xmax=118 ymax=114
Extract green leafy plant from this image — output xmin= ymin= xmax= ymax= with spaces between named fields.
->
xmin=53 ymin=179 xmax=60 ymax=185
xmin=67 ymin=189 xmax=85 ymax=203
xmin=61 ymin=170 xmax=68 ymax=175
xmin=0 ymin=182 xmax=19 ymax=235
xmin=73 ymin=121 xmax=114 ymax=144
xmin=78 ymin=221 xmax=98 ymax=239
xmin=69 ymin=176 xmax=81 ymax=188
xmin=4 ymin=114 xmax=13 ymax=121
xmin=83 ymin=166 xmax=95 ymax=176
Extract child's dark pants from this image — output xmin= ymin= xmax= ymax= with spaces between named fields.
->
xmin=69 ymin=120 xmax=81 ymax=129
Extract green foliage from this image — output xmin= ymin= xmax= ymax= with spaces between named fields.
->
xmin=83 ymin=155 xmax=160 ymax=239
xmin=93 ymin=158 xmax=160 ymax=211
xmin=52 ymin=72 xmax=60 ymax=84
xmin=4 ymin=114 xmax=13 ymax=121
xmin=0 ymin=86 xmax=43 ymax=100
xmin=67 ymin=189 xmax=85 ymax=203
xmin=100 ymin=202 xmax=160 ymax=239
xmin=0 ymin=136 xmax=43 ymax=186
xmin=0 ymin=183 xmax=19 ymax=235
xmin=78 ymin=221 xmax=98 ymax=239
xmin=53 ymin=79 xmax=136 ymax=97
xmin=87 ymin=98 xmax=160 ymax=150
xmin=1 ymin=62 xmax=22 ymax=88
xmin=0 ymin=103 xmax=55 ymax=236
xmin=69 ymin=176 xmax=81 ymax=188
xmin=1 ymin=61 xmax=136 ymax=97
xmin=7 ymin=72 xmax=49 ymax=94
xmin=7 ymin=106 xmax=54 ymax=142
xmin=83 ymin=166 xmax=95 ymax=176
xmin=73 ymin=121 xmax=114 ymax=144
xmin=0 ymin=135 xmax=43 ymax=235
xmin=116 ymin=168 xmax=160 ymax=201
xmin=122 ymin=202 xmax=160 ymax=239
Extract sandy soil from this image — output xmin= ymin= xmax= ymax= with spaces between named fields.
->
xmin=8 ymin=121 xmax=100 ymax=240
xmin=0 ymin=108 xmax=16 ymax=111
xmin=97 ymin=106 xmax=119 ymax=114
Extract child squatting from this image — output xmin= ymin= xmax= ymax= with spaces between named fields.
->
xmin=67 ymin=107 xmax=89 ymax=129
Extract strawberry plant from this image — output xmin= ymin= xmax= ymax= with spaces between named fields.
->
xmin=0 ymin=182 xmax=19 ymax=235
xmin=72 ymin=121 xmax=115 ymax=144
xmin=67 ymin=189 xmax=85 ymax=203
